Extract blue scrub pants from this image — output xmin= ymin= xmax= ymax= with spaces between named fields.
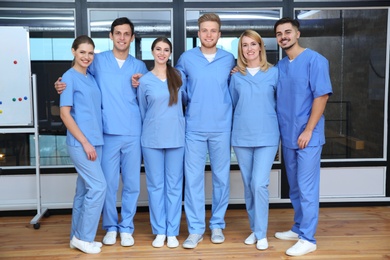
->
xmin=282 ymin=145 xmax=322 ymax=244
xmin=68 ymin=145 xmax=106 ymax=242
xmin=233 ymin=145 xmax=278 ymax=240
xmin=101 ymin=134 xmax=141 ymax=234
xmin=184 ymin=131 xmax=231 ymax=234
xmin=142 ymin=147 xmax=184 ymax=236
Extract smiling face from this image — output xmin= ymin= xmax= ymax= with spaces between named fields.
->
xmin=198 ymin=21 xmax=221 ymax=52
xmin=109 ymin=23 xmax=134 ymax=54
xmin=72 ymin=43 xmax=94 ymax=72
xmin=152 ymin=40 xmax=171 ymax=65
xmin=241 ymin=35 xmax=261 ymax=66
xmin=275 ymin=22 xmax=300 ymax=51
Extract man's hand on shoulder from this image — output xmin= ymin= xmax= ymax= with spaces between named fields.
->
xmin=131 ymin=73 xmax=143 ymax=88
xmin=54 ymin=77 xmax=66 ymax=94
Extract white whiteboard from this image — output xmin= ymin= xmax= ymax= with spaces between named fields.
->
xmin=0 ymin=26 xmax=33 ymax=126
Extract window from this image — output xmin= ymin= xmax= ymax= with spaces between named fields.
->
xmin=295 ymin=8 xmax=389 ymax=161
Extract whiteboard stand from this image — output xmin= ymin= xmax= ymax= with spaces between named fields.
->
xmin=0 ymin=27 xmax=47 ymax=228
xmin=29 ymin=74 xmax=48 ymax=229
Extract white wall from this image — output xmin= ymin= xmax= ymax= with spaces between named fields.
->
xmin=0 ymin=167 xmax=388 ymax=212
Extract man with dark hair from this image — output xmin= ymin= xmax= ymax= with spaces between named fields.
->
xmin=273 ymin=17 xmax=332 ymax=256
xmin=55 ymin=17 xmax=148 ymax=247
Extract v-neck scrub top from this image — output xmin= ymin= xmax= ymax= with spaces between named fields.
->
xmin=88 ymin=51 xmax=148 ymax=136
xmin=137 ymin=71 xmax=186 ymax=148
xmin=60 ymin=68 xmax=104 ymax=147
xmin=276 ymin=48 xmax=333 ymax=149
xmin=176 ymin=47 xmax=235 ymax=133
xmin=229 ymin=66 xmax=280 ymax=147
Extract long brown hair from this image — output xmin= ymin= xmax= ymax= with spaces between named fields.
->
xmin=151 ymin=37 xmax=182 ymax=106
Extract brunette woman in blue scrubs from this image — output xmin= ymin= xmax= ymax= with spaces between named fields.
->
xmin=229 ymin=30 xmax=279 ymax=251
xmin=137 ymin=37 xmax=186 ymax=249
xmin=60 ymin=35 xmax=106 ymax=254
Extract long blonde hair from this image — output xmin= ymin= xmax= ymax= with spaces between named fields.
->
xmin=237 ymin=30 xmax=272 ymax=75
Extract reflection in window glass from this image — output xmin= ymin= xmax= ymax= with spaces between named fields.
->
xmin=295 ymin=8 xmax=388 ymax=160
xmin=30 ymin=135 xmax=72 ymax=166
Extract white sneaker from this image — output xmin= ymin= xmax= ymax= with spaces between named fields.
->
xmin=120 ymin=232 xmax=134 ymax=247
xmin=244 ymin=232 xmax=257 ymax=245
xmin=167 ymin=236 xmax=179 ymax=248
xmin=211 ymin=228 xmax=225 ymax=244
xmin=70 ymin=236 xmax=101 ymax=254
xmin=286 ymin=239 xmax=317 ymax=256
xmin=103 ymin=231 xmax=117 ymax=245
xmin=182 ymin=234 xmax=203 ymax=249
xmin=256 ymin=238 xmax=268 ymax=250
xmin=70 ymin=240 xmax=102 ymax=248
xmin=152 ymin=234 xmax=166 ymax=248
xmin=275 ymin=230 xmax=299 ymax=240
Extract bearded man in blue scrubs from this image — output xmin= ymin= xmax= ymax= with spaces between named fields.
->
xmin=273 ymin=17 xmax=332 ymax=257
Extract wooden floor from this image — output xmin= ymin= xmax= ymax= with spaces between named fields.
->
xmin=0 ymin=206 xmax=390 ymax=259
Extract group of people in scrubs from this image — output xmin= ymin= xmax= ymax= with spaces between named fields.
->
xmin=56 ymin=13 xmax=332 ymax=257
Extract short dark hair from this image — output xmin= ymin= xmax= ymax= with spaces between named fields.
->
xmin=274 ymin=17 xmax=300 ymax=34
xmin=111 ymin=17 xmax=134 ymax=35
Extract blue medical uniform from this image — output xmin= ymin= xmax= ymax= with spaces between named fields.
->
xmin=276 ymin=48 xmax=332 ymax=244
xmin=176 ymin=47 xmax=235 ymax=234
xmin=88 ymin=51 xmax=148 ymax=234
xmin=137 ymin=71 xmax=186 ymax=236
xmin=229 ymin=66 xmax=280 ymax=240
xmin=60 ymin=68 xmax=106 ymax=243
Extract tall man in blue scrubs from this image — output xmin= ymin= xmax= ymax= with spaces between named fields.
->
xmin=273 ymin=17 xmax=332 ymax=257
xmin=55 ymin=17 xmax=148 ymax=247
xmin=176 ymin=13 xmax=236 ymax=249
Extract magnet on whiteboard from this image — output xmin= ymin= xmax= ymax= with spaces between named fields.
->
xmin=14 ymin=60 xmax=17 ymax=64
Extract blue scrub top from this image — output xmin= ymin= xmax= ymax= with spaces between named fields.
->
xmin=88 ymin=51 xmax=148 ymax=136
xmin=176 ymin=47 xmax=235 ymax=133
xmin=276 ymin=48 xmax=333 ymax=149
xmin=60 ymin=68 xmax=104 ymax=147
xmin=229 ymin=66 xmax=280 ymax=147
xmin=137 ymin=71 xmax=186 ymax=149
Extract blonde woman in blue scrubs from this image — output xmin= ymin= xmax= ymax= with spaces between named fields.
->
xmin=137 ymin=37 xmax=186 ymax=249
xmin=229 ymin=30 xmax=279 ymax=251
xmin=60 ymin=35 xmax=106 ymax=254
